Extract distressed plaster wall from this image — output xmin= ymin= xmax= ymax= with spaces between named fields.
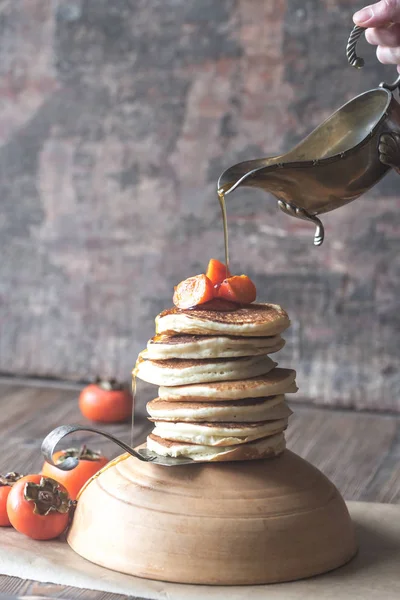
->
xmin=0 ymin=0 xmax=399 ymax=411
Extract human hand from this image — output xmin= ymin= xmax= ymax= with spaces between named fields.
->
xmin=353 ymin=1 xmax=400 ymax=72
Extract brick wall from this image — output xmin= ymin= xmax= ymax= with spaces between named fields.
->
xmin=1 ymin=0 xmax=399 ymax=411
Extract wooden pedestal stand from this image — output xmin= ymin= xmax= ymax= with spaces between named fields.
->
xmin=67 ymin=449 xmax=357 ymax=585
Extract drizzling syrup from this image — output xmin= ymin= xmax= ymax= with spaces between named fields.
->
xmin=217 ymin=183 xmax=233 ymax=277
xmin=129 ymin=183 xmax=234 ymax=448
xmin=130 ymin=373 xmax=136 ymax=448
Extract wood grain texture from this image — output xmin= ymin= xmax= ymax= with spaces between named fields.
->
xmin=0 ymin=574 xmax=135 ymax=599
xmin=0 ymin=1 xmax=398 ymax=412
xmin=0 ymin=380 xmax=399 ymax=501
xmin=68 ymin=450 xmax=357 ymax=584
xmin=0 ymin=378 xmax=399 ymax=598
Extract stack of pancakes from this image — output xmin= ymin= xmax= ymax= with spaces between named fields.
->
xmin=134 ymin=303 xmax=298 ymax=462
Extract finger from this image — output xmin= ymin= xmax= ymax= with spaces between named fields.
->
xmin=376 ymin=44 xmax=400 ymax=64
xmin=354 ymin=0 xmax=400 ymax=28
xmin=366 ymin=24 xmax=400 ymax=46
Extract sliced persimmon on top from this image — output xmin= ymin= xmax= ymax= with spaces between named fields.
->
xmin=173 ymin=274 xmax=215 ymax=309
xmin=206 ymin=258 xmax=231 ymax=287
xmin=172 ymin=259 xmax=257 ymax=309
xmin=217 ymin=275 xmax=257 ymax=304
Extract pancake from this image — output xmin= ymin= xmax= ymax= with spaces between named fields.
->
xmin=158 ymin=367 xmax=297 ymax=401
xmin=150 ymin=418 xmax=288 ymax=446
xmin=147 ymin=395 xmax=292 ymax=422
xmin=147 ymin=432 xmax=286 ymax=462
xmin=155 ymin=303 xmax=290 ymax=337
xmin=146 ymin=333 xmax=285 ymax=359
xmin=134 ymin=353 xmax=277 ymax=387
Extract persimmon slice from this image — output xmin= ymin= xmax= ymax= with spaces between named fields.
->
xmin=217 ymin=275 xmax=257 ymax=304
xmin=173 ymin=274 xmax=215 ymax=309
xmin=206 ymin=259 xmax=231 ymax=287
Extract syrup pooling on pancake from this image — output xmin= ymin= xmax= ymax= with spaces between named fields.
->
xmin=133 ymin=258 xmax=298 ymax=461
xmin=155 ymin=303 xmax=290 ymax=337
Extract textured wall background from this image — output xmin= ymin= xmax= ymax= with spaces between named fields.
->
xmin=1 ymin=0 xmax=399 ymax=412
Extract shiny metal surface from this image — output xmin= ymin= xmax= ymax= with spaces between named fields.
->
xmin=41 ymin=424 xmax=196 ymax=467
xmin=217 ymin=28 xmax=400 ymax=245
xmin=346 ymin=24 xmax=365 ymax=69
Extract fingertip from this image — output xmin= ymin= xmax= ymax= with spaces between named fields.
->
xmin=376 ymin=45 xmax=387 ymax=64
xmin=352 ymin=16 xmax=363 ymax=27
xmin=353 ymin=6 xmax=373 ymax=26
xmin=365 ymin=27 xmax=375 ymax=44
xmin=376 ymin=45 xmax=400 ymax=65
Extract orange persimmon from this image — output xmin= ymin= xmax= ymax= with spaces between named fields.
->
xmin=7 ymin=475 xmax=71 ymax=540
xmin=206 ymin=259 xmax=231 ymax=288
xmin=79 ymin=380 xmax=132 ymax=423
xmin=173 ymin=274 xmax=215 ymax=309
xmin=0 ymin=473 xmax=24 ymax=526
xmin=42 ymin=447 xmax=109 ymax=500
xmin=217 ymin=275 xmax=257 ymax=304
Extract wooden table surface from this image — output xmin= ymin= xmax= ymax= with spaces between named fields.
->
xmin=0 ymin=377 xmax=399 ymax=599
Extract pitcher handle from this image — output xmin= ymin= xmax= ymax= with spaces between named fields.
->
xmin=346 ymin=24 xmax=400 ymax=91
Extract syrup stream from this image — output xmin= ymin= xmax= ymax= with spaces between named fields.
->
xmin=128 ymin=184 xmax=234 ymax=449
xmin=217 ymin=185 xmax=231 ymax=276
xmin=130 ymin=373 xmax=136 ymax=448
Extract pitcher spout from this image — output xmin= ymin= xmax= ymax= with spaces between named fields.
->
xmin=217 ymin=157 xmax=276 ymax=195
xmin=217 ymin=154 xmax=327 ymax=246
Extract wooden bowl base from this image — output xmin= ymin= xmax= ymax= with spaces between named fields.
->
xmin=67 ymin=450 xmax=357 ymax=585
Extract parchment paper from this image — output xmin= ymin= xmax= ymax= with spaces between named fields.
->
xmin=0 ymin=502 xmax=399 ymax=600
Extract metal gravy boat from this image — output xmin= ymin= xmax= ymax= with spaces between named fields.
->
xmin=218 ymin=26 xmax=400 ymax=246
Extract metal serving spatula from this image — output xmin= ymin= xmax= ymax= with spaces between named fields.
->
xmin=41 ymin=424 xmax=197 ymax=468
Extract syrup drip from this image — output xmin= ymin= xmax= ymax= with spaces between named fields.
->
xmin=217 ymin=184 xmax=233 ymax=277
xmin=128 ymin=184 xmax=234 ymax=450
xmin=130 ymin=373 xmax=136 ymax=448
